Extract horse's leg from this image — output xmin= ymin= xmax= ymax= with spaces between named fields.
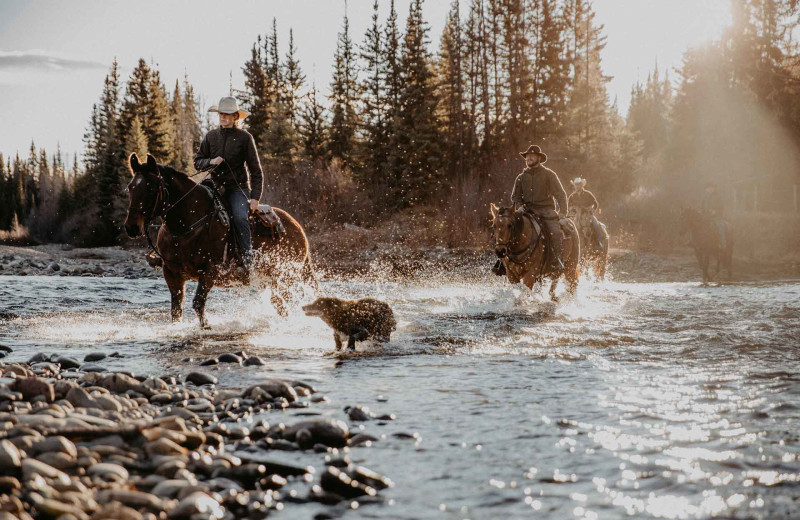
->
xmin=549 ymin=277 xmax=560 ymax=302
xmin=164 ymin=269 xmax=185 ymax=322
xmin=193 ymin=272 xmax=214 ymax=329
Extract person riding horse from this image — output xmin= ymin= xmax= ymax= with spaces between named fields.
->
xmin=701 ymin=182 xmax=727 ymax=248
xmin=569 ymin=177 xmax=606 ymax=250
xmin=193 ymin=96 xmax=264 ymax=278
xmin=493 ymin=144 xmax=569 ymax=276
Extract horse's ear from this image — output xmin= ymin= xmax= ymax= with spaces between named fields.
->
xmin=129 ymin=153 xmax=140 ymax=175
xmin=146 ymin=154 xmax=157 ymax=170
xmin=490 ymin=203 xmax=499 ymax=219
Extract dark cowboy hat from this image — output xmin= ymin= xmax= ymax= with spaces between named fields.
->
xmin=519 ymin=144 xmax=547 ymax=163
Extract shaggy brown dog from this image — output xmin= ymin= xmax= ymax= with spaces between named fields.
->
xmin=302 ymin=297 xmax=396 ymax=351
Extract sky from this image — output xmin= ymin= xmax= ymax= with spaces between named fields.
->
xmin=0 ymin=0 xmax=732 ymax=162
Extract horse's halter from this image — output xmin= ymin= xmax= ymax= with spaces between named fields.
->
xmin=142 ymin=169 xmax=169 ymax=223
xmin=493 ymin=213 xmax=541 ymax=264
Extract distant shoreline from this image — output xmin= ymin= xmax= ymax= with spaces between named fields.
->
xmin=1 ymin=242 xmax=797 ymax=284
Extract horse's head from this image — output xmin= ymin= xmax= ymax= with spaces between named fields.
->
xmin=490 ymin=203 xmax=517 ymax=258
xmin=124 ymin=153 xmax=164 ymax=238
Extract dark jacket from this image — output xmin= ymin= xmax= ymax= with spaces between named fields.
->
xmin=194 ymin=127 xmax=264 ymax=201
xmin=569 ymin=189 xmax=599 ymax=210
xmin=511 ymin=165 xmax=569 ymax=215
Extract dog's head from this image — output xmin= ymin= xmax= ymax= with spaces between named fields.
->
xmin=302 ymin=297 xmax=343 ymax=318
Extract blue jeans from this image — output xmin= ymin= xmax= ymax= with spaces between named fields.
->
xmin=226 ymin=189 xmax=252 ymax=265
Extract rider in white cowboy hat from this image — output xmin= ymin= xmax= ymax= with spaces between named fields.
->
xmin=194 ymin=96 xmax=264 ymax=276
xmin=568 ymin=177 xmax=605 ymax=249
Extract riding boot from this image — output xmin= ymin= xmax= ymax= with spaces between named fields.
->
xmin=544 ymin=218 xmax=564 ymax=272
xmin=492 ymin=259 xmax=506 ymax=276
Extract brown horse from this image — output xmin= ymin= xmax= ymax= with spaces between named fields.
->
xmin=569 ymin=206 xmax=609 ymax=280
xmin=490 ymin=204 xmax=580 ymax=300
xmin=124 ymin=153 xmax=314 ymax=327
xmin=679 ymin=207 xmax=733 ymax=283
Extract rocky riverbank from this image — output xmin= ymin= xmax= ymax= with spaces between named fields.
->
xmin=0 ymin=347 xmax=395 ymax=520
xmin=0 ymin=242 xmax=798 ymax=282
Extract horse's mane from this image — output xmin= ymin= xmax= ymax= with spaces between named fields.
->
xmin=157 ymin=163 xmax=190 ymax=180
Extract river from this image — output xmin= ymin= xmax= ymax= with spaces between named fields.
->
xmin=1 ymin=273 xmax=798 ymax=519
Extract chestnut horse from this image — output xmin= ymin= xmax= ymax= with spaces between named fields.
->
xmin=569 ymin=206 xmax=609 ymax=280
xmin=124 ymin=153 xmax=314 ymax=327
xmin=680 ymin=207 xmax=733 ymax=283
xmin=490 ymin=204 xmax=580 ymax=300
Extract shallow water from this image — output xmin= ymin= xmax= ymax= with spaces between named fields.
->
xmin=1 ymin=273 xmax=799 ymax=519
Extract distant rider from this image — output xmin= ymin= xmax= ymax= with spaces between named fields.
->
xmin=569 ymin=177 xmax=606 ymax=249
xmin=194 ymin=97 xmax=264 ymax=276
xmin=700 ymin=181 xmax=726 ymax=247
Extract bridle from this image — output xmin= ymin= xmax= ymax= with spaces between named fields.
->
xmin=493 ymin=213 xmax=542 ymax=265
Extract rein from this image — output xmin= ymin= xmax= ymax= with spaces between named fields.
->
xmin=143 ymin=167 xmax=216 ymax=260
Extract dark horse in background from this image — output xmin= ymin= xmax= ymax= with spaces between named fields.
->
xmin=124 ymin=154 xmax=314 ymax=327
xmin=680 ymin=207 xmax=734 ymax=284
xmin=490 ymin=204 xmax=580 ymax=301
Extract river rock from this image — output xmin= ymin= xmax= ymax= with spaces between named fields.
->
xmin=97 ymin=490 xmax=164 ymax=511
xmin=0 ymin=345 xmax=13 ymax=353
xmin=80 ymin=363 xmax=108 ymax=373
xmin=28 ymin=492 xmax=89 ymax=520
xmin=345 ymin=405 xmax=374 ymax=421
xmin=93 ymin=503 xmax=143 ymax=520
xmin=98 ymin=373 xmax=154 ymax=397
xmin=199 ymin=358 xmax=219 ymax=366
xmin=65 ymin=386 xmax=102 ymax=409
xmin=13 ymin=377 xmax=54 ymax=402
xmin=88 ymin=462 xmax=130 ymax=481
xmin=95 ymin=394 xmax=123 ymax=412
xmin=320 ymin=466 xmax=377 ymax=499
xmin=27 ymin=353 xmax=49 ymax=364
xmin=84 ymin=352 xmax=106 ymax=362
xmin=21 ymin=458 xmax=71 ymax=485
xmin=217 ymin=353 xmax=242 ymax=364
xmin=35 ymin=451 xmax=77 ymax=470
xmin=0 ymin=476 xmax=20 ymax=493
xmin=32 ymin=436 xmax=77 ymax=458
xmin=54 ymin=356 xmax=81 ymax=369
xmin=243 ymin=380 xmax=298 ymax=402
xmin=279 ymin=419 xmax=349 ymax=448
xmin=167 ymin=491 xmax=223 ymax=519
xmin=145 ymin=438 xmax=187 ymax=456
xmin=185 ymin=372 xmax=218 ymax=386
xmin=0 ymin=440 xmax=22 ymax=472
xmin=243 ymin=356 xmax=267 ymax=366
xmin=151 ymin=479 xmax=192 ymax=498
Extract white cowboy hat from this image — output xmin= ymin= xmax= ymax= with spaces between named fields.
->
xmin=208 ymin=96 xmax=250 ymax=120
xmin=571 ymin=177 xmax=587 ymax=187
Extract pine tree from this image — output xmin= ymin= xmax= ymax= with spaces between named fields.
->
xmin=437 ymin=0 xmax=471 ymax=180
xmin=120 ymin=59 xmax=174 ymax=163
xmin=530 ymin=0 xmax=571 ymax=142
xmin=327 ymin=8 xmax=360 ymax=168
xmin=299 ymin=82 xmax=327 ymax=161
xmin=241 ymin=40 xmax=272 ymax=150
xmin=359 ymin=0 xmax=389 ymax=185
xmin=84 ymin=60 xmax=127 ymax=246
xmin=284 ymin=28 xmax=306 ymax=130
xmin=388 ymin=0 xmax=442 ymax=205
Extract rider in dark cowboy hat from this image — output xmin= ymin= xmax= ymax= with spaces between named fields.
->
xmin=194 ymin=97 xmax=264 ymax=276
xmin=497 ymin=144 xmax=569 ymax=274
